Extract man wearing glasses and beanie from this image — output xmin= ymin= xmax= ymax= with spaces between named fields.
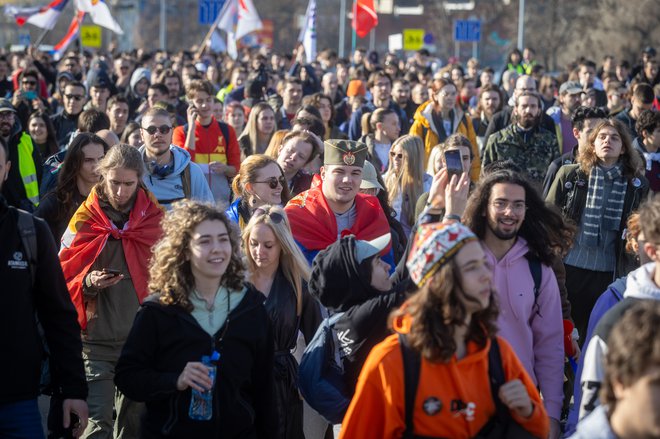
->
xmin=139 ymin=107 xmax=212 ymax=209
xmin=285 ymin=139 xmax=393 ymax=268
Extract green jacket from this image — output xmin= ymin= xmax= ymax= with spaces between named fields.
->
xmin=482 ymin=124 xmax=560 ymax=188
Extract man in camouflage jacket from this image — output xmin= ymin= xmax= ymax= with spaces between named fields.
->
xmin=482 ymin=91 xmax=560 ymax=189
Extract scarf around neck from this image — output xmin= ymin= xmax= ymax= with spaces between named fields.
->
xmin=582 ymin=163 xmax=627 ymax=247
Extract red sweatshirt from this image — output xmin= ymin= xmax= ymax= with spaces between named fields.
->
xmin=172 ymin=117 xmax=241 ymax=171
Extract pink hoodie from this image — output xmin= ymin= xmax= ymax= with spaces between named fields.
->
xmin=483 ymin=237 xmax=564 ymax=420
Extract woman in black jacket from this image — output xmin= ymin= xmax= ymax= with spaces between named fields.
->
xmin=115 ymin=201 xmax=275 ymax=438
xmin=242 ymin=204 xmax=321 ymax=439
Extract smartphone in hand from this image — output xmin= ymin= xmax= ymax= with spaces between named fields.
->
xmin=444 ymin=149 xmax=464 ymax=180
xmin=102 ymin=268 xmax=122 ymax=277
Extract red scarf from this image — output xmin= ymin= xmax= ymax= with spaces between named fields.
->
xmin=59 ymin=187 xmax=164 ymax=329
xmin=285 ymin=185 xmax=391 ymax=252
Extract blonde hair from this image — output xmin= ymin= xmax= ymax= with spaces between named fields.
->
xmin=242 ymin=205 xmax=310 ymax=315
xmin=384 ymin=135 xmax=426 ymax=226
xmin=238 ymin=102 xmax=275 ymax=156
xmin=150 ymin=201 xmax=245 ymax=312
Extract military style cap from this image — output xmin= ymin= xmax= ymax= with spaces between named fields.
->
xmin=323 ymin=139 xmax=368 ymax=168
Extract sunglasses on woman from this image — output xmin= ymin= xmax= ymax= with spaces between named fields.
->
xmin=389 ymin=151 xmax=403 ymax=159
xmin=254 ymin=176 xmax=287 ymax=189
xmin=253 ymin=207 xmax=285 ymax=224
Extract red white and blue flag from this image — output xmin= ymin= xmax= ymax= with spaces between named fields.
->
xmin=75 ymin=0 xmax=123 ymax=34
xmin=52 ymin=11 xmax=84 ymax=60
xmin=4 ymin=0 xmax=70 ymax=30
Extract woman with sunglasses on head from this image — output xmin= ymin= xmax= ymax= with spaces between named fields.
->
xmin=226 ymin=154 xmax=291 ymax=230
xmin=340 ymin=221 xmax=550 ymax=439
xmin=242 ymin=205 xmax=321 ymax=439
xmin=383 ymin=134 xmax=432 ymax=237
xmin=115 ymin=200 xmax=275 ymax=438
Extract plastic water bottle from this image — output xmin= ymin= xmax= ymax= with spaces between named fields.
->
xmin=189 ymin=351 xmax=220 ymax=420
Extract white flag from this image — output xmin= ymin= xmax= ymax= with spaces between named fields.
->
xmin=235 ymin=0 xmax=262 ymax=40
xmin=298 ymin=0 xmax=317 ymax=64
xmin=75 ymin=0 xmax=123 ymax=34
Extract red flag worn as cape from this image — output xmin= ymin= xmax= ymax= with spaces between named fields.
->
xmin=285 ymin=184 xmax=391 ymax=252
xmin=59 ymin=187 xmax=164 ymax=330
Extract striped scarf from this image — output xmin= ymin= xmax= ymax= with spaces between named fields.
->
xmin=583 ymin=164 xmax=627 ymax=247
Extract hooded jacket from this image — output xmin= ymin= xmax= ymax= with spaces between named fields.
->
xmin=308 ymin=236 xmax=406 ymax=392
xmin=126 ymin=67 xmax=150 ymax=118
xmin=140 ymin=145 xmax=214 ymax=209
xmin=568 ymin=405 xmax=618 ymax=439
xmin=1 ymin=118 xmax=42 ymax=211
xmin=565 ymin=276 xmax=625 ymax=436
xmin=114 ymin=286 xmax=275 ymax=438
xmin=578 ymin=262 xmax=660 ymax=421
xmin=409 ymin=100 xmax=480 ymax=181
xmin=483 ymin=237 xmax=564 ymax=420
xmin=339 ymin=314 xmax=549 ymax=439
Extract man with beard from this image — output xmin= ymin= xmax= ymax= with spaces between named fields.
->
xmin=139 ymin=107 xmax=213 ymax=209
xmin=0 ymin=99 xmax=41 ymax=211
xmin=59 ymin=144 xmax=164 ymax=438
xmin=463 ymin=169 xmax=570 ymax=439
xmin=482 ymin=91 xmax=559 ymax=189
xmin=547 ymin=81 xmax=585 ymax=154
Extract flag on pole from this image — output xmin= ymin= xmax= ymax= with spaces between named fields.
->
xmin=74 ymin=0 xmax=123 ymax=34
xmin=4 ymin=0 xmax=69 ymax=30
xmin=298 ymin=0 xmax=317 ymax=64
xmin=52 ymin=10 xmax=84 ymax=60
xmin=215 ymin=0 xmax=238 ymax=58
xmin=352 ymin=0 xmax=378 ymax=38
xmin=235 ymin=0 xmax=263 ymax=40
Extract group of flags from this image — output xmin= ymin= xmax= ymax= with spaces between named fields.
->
xmin=6 ymin=0 xmax=380 ymax=60
xmin=4 ymin=0 xmax=123 ymax=58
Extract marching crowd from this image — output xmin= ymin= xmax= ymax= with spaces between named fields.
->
xmin=1 ymin=40 xmax=660 ymax=439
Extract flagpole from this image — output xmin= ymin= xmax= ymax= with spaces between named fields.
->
xmin=338 ymin=0 xmax=346 ymax=57
xmin=195 ymin=8 xmax=226 ymax=59
xmin=77 ymin=12 xmax=84 ymax=58
xmin=351 ymin=0 xmax=356 ymax=52
xmin=34 ymin=27 xmax=51 ymax=47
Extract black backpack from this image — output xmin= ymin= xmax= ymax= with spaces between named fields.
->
xmin=14 ymin=207 xmax=52 ymax=394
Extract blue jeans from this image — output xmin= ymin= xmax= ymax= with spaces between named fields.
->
xmin=0 ymin=399 xmax=45 ymax=439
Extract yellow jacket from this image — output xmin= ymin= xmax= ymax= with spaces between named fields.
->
xmin=410 ymin=101 xmax=480 ymax=182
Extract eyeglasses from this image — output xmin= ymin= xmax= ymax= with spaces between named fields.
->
xmin=141 ymin=125 xmax=172 ymax=135
xmin=490 ymin=200 xmax=527 ymax=213
xmin=253 ymin=207 xmax=285 ymax=224
xmin=389 ymin=151 xmax=403 ymax=159
xmin=64 ymin=94 xmax=84 ymax=101
xmin=0 ymin=112 xmax=14 ymax=119
xmin=254 ymin=176 xmax=286 ymax=189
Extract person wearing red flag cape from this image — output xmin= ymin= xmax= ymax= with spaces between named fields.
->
xmin=59 ymin=144 xmax=163 ymax=438
xmin=285 ymin=139 xmax=394 ymax=269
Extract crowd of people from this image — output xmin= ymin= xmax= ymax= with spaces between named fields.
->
xmin=1 ymin=39 xmax=660 ymax=439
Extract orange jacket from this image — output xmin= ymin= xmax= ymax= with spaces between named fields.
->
xmin=339 ymin=317 xmax=549 ymax=439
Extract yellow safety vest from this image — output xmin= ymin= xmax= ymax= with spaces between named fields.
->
xmin=17 ymin=132 xmax=39 ymax=207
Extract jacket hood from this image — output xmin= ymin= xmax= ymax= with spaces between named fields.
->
xmin=486 ymin=236 xmax=531 ymax=265
xmin=308 ymin=236 xmax=381 ymax=311
xmin=624 ymin=262 xmax=660 ymax=300
xmin=140 ymin=144 xmax=191 ymax=176
xmin=413 ymin=100 xmax=466 ymax=136
xmin=607 ymin=276 xmax=627 ymax=300
xmin=130 ymin=67 xmax=151 ymax=96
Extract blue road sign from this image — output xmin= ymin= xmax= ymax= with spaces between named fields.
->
xmin=454 ymin=20 xmax=481 ymax=42
xmin=198 ymin=0 xmax=226 ymax=25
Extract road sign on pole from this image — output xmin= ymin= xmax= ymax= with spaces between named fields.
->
xmin=453 ymin=19 xmax=481 ymax=42
xmin=198 ymin=0 xmax=226 ymax=25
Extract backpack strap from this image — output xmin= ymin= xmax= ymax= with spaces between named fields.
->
xmin=15 ymin=207 xmax=37 ymax=286
xmin=527 ymin=256 xmax=542 ymax=318
xmin=217 ymin=120 xmax=231 ymax=145
xmin=487 ymin=337 xmax=509 ymax=420
xmin=181 ymin=163 xmax=192 ymax=199
xmin=399 ymin=333 xmax=421 ymax=439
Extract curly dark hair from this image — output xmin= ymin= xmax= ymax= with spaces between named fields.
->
xmin=390 ymin=255 xmax=499 ymax=362
xmin=463 ymin=169 xmax=575 ymax=264
xmin=150 ymin=200 xmax=245 ymax=312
